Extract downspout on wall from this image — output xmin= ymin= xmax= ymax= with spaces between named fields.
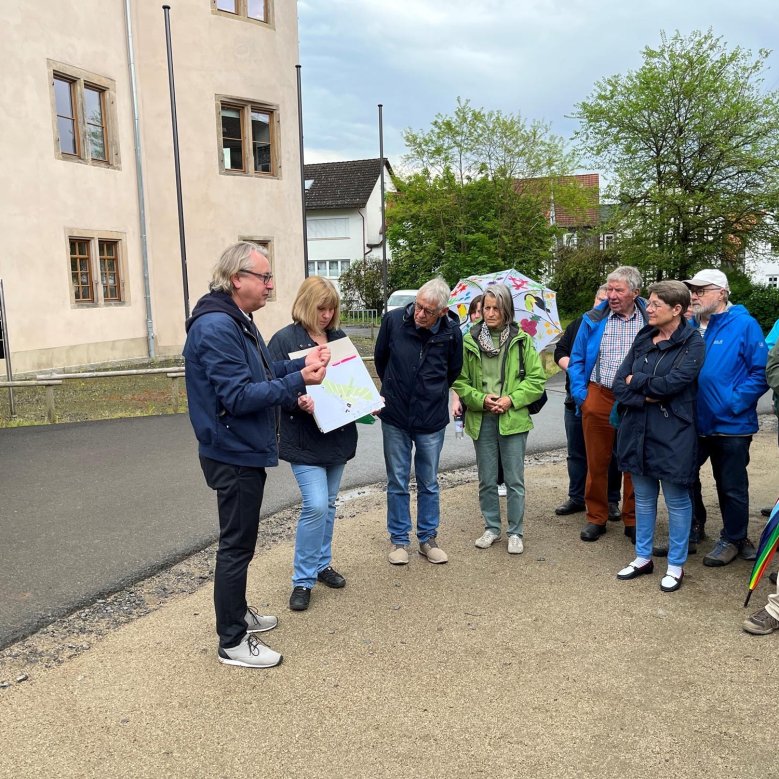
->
xmin=124 ymin=0 xmax=156 ymax=358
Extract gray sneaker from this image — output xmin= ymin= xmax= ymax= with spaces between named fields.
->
xmin=739 ymin=538 xmax=757 ymax=561
xmin=419 ymin=539 xmax=448 ymax=564
xmin=702 ymin=538 xmax=739 ymax=567
xmin=743 ymin=608 xmax=779 ymax=635
xmin=245 ymin=607 xmax=278 ymax=634
xmin=218 ymin=634 xmax=282 ymax=668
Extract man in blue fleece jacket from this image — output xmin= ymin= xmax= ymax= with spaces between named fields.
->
xmin=684 ymin=269 xmax=769 ymax=567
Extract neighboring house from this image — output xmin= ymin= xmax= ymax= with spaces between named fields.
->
xmin=746 ymin=234 xmax=779 ymax=288
xmin=304 ymin=158 xmax=395 ymax=294
xmin=0 ymin=1 xmax=304 ymax=374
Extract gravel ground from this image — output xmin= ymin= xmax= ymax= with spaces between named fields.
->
xmin=0 ymin=450 xmax=565 ymax=689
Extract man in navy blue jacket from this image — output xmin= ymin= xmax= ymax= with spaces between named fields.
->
xmin=685 ymin=269 xmax=769 ymax=567
xmin=184 ymin=242 xmax=329 ymax=668
xmin=374 ymin=278 xmax=463 ymax=566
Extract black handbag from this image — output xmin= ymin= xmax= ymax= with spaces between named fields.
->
xmin=518 ymin=343 xmax=548 ymax=414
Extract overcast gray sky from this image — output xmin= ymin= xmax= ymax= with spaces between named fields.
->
xmin=297 ymin=0 xmax=778 ymax=168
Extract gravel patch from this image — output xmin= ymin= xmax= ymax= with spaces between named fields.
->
xmin=0 ymin=450 xmax=565 ymax=689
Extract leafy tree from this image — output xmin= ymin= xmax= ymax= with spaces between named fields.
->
xmin=550 ymin=245 xmax=622 ymax=318
xmin=337 ymin=258 xmax=400 ymax=313
xmin=387 ymin=98 xmax=579 ymax=288
xmin=739 ymin=285 xmax=779 ymax=332
xmin=574 ymin=29 xmax=779 ymax=281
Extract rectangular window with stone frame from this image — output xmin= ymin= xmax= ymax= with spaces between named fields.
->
xmin=218 ymin=98 xmax=277 ymax=177
xmin=67 ymin=234 xmax=127 ymax=306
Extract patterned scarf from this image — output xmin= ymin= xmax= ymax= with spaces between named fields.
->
xmin=476 ymin=321 xmax=510 ymax=356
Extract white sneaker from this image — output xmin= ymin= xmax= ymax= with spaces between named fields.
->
xmin=389 ymin=544 xmax=409 ymax=565
xmin=475 ymin=529 xmax=500 ymax=549
xmin=497 ymin=483 xmax=507 ymax=497
xmin=245 ymin=607 xmax=278 ymax=634
xmin=218 ymin=634 xmax=282 ymax=668
xmin=507 ymin=535 xmax=524 ymax=554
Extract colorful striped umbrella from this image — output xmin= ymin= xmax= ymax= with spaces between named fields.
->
xmin=744 ymin=498 xmax=779 ymax=607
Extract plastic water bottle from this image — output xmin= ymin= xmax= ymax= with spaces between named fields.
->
xmin=454 ymin=414 xmax=464 ymax=439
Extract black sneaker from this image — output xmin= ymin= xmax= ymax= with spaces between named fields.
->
xmin=608 ymin=502 xmax=621 ymax=522
xmin=289 ymin=586 xmax=311 ymax=611
xmin=317 ymin=566 xmax=346 ymax=588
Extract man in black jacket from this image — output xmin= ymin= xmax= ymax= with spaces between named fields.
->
xmin=374 ymin=278 xmax=463 ymax=565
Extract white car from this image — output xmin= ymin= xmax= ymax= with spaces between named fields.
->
xmin=385 ymin=289 xmax=418 ymax=313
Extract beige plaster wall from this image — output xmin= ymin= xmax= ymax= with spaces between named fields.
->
xmin=0 ymin=0 xmax=304 ymax=373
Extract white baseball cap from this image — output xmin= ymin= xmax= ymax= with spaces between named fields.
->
xmin=683 ymin=269 xmax=730 ymax=291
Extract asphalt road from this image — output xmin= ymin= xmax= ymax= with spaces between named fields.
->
xmin=0 ymin=375 xmax=569 ymax=648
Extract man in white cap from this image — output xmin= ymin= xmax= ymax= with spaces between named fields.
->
xmin=685 ymin=268 xmax=768 ymax=566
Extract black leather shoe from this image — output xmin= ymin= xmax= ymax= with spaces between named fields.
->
xmin=608 ymin=502 xmax=621 ymax=522
xmin=317 ymin=566 xmax=346 ymax=588
xmin=617 ymin=559 xmax=654 ymax=580
xmin=624 ymin=526 xmax=636 ymax=543
xmin=761 ymin=507 xmax=772 ymax=517
xmin=555 ymin=499 xmax=586 ymax=516
xmin=770 ymin=571 xmax=778 ymax=585
xmin=289 ymin=586 xmax=311 ymax=611
xmin=580 ymin=523 xmax=606 ymax=541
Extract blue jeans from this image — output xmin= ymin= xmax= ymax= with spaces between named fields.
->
xmin=693 ymin=435 xmax=752 ymax=543
xmin=474 ymin=414 xmax=528 ymax=536
xmin=290 ymin=462 xmax=346 ymax=589
xmin=632 ymin=474 xmax=692 ymax=567
xmin=564 ymin=404 xmax=621 ymax=504
xmin=382 ymin=422 xmax=445 ymax=546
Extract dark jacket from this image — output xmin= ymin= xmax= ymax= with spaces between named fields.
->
xmin=553 ymin=315 xmax=583 ymax=408
xmin=374 ymin=303 xmax=463 ymax=434
xmin=267 ymin=323 xmax=358 ymax=466
xmin=612 ymin=318 xmax=704 ymax=485
xmin=183 ymin=291 xmax=305 ymax=467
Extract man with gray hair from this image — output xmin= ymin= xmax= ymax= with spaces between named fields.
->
xmin=568 ymin=266 xmax=648 ymax=542
xmin=184 ymin=241 xmax=330 ymax=668
xmin=684 ymin=268 xmax=768 ymax=566
xmin=374 ymin=277 xmax=463 ymax=565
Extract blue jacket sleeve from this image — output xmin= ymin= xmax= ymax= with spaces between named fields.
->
xmin=267 ymin=330 xmax=306 ymax=413
xmin=567 ymin=322 xmax=590 ymax=407
xmin=731 ymin=318 xmax=769 ymax=415
xmin=194 ymin=316 xmax=305 ymax=416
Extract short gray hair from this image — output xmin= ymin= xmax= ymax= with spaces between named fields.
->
xmin=482 ymin=284 xmax=515 ymax=328
xmin=209 ymin=242 xmax=269 ymax=294
xmin=607 ymin=265 xmax=642 ymax=292
xmin=418 ymin=277 xmax=451 ymax=310
xmin=647 ymin=280 xmax=691 ymax=310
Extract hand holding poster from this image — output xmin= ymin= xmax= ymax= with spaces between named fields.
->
xmin=290 ymin=337 xmax=384 ymax=434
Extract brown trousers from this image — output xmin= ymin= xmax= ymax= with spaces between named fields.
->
xmin=581 ymin=382 xmax=635 ymax=527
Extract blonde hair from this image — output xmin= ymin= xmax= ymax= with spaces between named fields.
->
xmin=209 ymin=242 xmax=268 ymax=293
xmin=291 ymin=276 xmax=341 ymax=334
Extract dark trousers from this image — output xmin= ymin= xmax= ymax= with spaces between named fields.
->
xmin=200 ymin=456 xmax=267 ymax=649
xmin=564 ymin=403 xmax=621 ymax=505
xmin=693 ymin=435 xmax=752 ymax=544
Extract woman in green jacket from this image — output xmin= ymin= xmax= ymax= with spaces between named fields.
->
xmin=452 ymin=284 xmax=547 ymax=554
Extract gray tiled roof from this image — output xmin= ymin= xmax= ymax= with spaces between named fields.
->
xmin=304 ymin=158 xmax=392 ymax=209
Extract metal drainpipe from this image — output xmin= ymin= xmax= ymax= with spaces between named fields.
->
xmin=124 ymin=0 xmax=156 ymax=358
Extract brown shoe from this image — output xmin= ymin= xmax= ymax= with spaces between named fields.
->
xmin=419 ymin=539 xmax=448 ymax=564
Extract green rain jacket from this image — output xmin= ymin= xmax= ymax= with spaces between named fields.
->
xmin=452 ymin=322 xmax=547 ymax=440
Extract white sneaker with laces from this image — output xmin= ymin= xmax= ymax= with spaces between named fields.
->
xmin=218 ymin=634 xmax=282 ymax=668
xmin=245 ymin=607 xmax=278 ymax=634
xmin=497 ymin=483 xmax=507 ymax=497
xmin=475 ymin=529 xmax=500 ymax=549
xmin=507 ymin=535 xmax=524 ymax=554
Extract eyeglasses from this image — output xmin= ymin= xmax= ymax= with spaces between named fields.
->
xmin=414 ymin=301 xmax=440 ymax=317
xmin=645 ymin=300 xmax=670 ymax=310
xmin=688 ymin=285 xmax=719 ymax=296
xmin=241 ymin=270 xmax=274 ymax=285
